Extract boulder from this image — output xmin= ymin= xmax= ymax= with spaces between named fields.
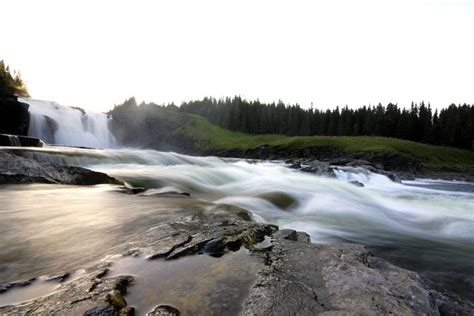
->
xmin=0 ymin=151 xmax=121 ymax=185
xmin=147 ymin=305 xmax=180 ymax=316
xmin=350 ymin=180 xmax=364 ymax=187
xmin=299 ymin=159 xmax=335 ymax=177
xmin=0 ymin=96 xmax=30 ymax=136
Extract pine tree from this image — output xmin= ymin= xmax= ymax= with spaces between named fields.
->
xmin=0 ymin=60 xmax=29 ymax=97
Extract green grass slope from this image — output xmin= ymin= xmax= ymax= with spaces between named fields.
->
xmin=177 ymin=114 xmax=285 ymax=149
xmin=177 ymin=114 xmax=474 ymax=172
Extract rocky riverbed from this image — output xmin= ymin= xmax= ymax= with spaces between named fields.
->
xmin=0 ymin=150 xmax=473 ymax=315
xmin=1 ymin=195 xmax=472 ymax=315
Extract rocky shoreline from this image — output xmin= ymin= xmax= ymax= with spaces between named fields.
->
xmin=211 ymin=146 xmax=474 ymax=182
xmin=0 ymin=150 xmax=473 ymax=314
xmin=285 ymin=157 xmax=474 ymax=182
xmin=1 ymin=196 xmax=472 ymax=315
xmin=0 ymin=151 xmax=120 ymax=185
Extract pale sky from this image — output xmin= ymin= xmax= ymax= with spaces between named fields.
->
xmin=1 ymin=0 xmax=473 ymax=112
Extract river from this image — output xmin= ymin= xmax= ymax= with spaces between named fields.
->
xmin=1 ymin=146 xmax=473 ymax=301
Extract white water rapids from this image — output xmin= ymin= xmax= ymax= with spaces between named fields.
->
xmin=1 ymin=146 xmax=474 ymax=299
xmin=26 ymin=149 xmax=474 ymax=244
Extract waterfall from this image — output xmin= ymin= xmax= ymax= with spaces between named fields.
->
xmin=0 ymin=134 xmax=22 ymax=146
xmin=7 ymin=135 xmax=21 ymax=146
xmin=20 ymin=98 xmax=116 ymax=149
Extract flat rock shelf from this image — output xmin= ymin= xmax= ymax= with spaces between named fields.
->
xmin=0 ymin=193 xmax=472 ymax=315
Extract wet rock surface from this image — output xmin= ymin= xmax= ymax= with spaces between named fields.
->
xmin=216 ymin=147 xmax=474 ymax=182
xmin=299 ymin=160 xmax=335 ymax=177
xmin=285 ymin=157 xmax=405 ymax=181
xmin=245 ymin=233 xmax=474 ymax=315
xmin=0 ymin=134 xmax=44 ymax=147
xmin=0 ymin=151 xmax=121 ymax=185
xmin=0 ymin=201 xmax=275 ymax=315
xmin=1 ymin=200 xmax=472 ymax=315
xmin=147 ymin=305 xmax=181 ymax=315
xmin=0 ymin=270 xmax=134 ymax=315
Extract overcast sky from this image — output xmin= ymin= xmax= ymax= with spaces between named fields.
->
xmin=1 ymin=0 xmax=473 ymax=112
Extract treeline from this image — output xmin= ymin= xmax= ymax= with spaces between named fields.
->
xmin=0 ymin=60 xmax=29 ymax=98
xmin=180 ymin=97 xmax=474 ymax=150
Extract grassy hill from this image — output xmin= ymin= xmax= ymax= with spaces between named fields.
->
xmin=110 ymin=103 xmax=474 ymax=173
xmin=178 ymin=114 xmax=474 ymax=173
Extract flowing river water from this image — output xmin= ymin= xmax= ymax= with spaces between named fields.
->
xmin=1 ymin=146 xmax=473 ymax=304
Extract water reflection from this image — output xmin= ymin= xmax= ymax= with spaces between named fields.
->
xmin=0 ymin=184 xmax=209 ymax=283
xmin=110 ymin=249 xmax=262 ymax=315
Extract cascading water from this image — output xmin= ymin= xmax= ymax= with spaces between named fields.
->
xmin=6 ymin=135 xmax=21 ymax=146
xmin=19 ymin=147 xmax=474 ymax=246
xmin=20 ymin=98 xmax=116 ymax=148
xmin=1 ymin=146 xmax=474 ymax=300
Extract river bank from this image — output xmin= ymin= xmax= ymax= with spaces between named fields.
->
xmin=1 ymin=148 xmax=474 ymax=314
xmin=204 ymin=145 xmax=474 ymax=182
xmin=2 ymin=132 xmax=472 ymax=182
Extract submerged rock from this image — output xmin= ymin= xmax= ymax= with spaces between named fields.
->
xmin=0 ymin=277 xmax=36 ymax=294
xmin=350 ymin=180 xmax=364 ymax=187
xmin=105 ymin=289 xmax=128 ymax=310
xmin=0 ymin=151 xmax=121 ymax=185
xmin=300 ymin=159 xmax=334 ymax=177
xmin=147 ymin=304 xmax=180 ymax=315
xmin=119 ymin=306 xmax=135 ymax=316
xmin=256 ymin=191 xmax=297 ymax=210
xmin=43 ymin=272 xmax=71 ymax=283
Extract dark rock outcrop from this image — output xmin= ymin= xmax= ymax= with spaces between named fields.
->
xmin=0 ymin=134 xmax=44 ymax=147
xmin=209 ymin=146 xmax=423 ymax=175
xmin=299 ymin=159 xmax=335 ymax=177
xmin=0 ymin=96 xmax=30 ymax=136
xmin=350 ymin=180 xmax=364 ymax=187
xmin=283 ymin=157 xmax=408 ymax=182
xmin=0 ymin=151 xmax=121 ymax=185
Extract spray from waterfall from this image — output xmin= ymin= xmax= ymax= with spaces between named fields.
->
xmin=20 ymin=98 xmax=116 ymax=148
